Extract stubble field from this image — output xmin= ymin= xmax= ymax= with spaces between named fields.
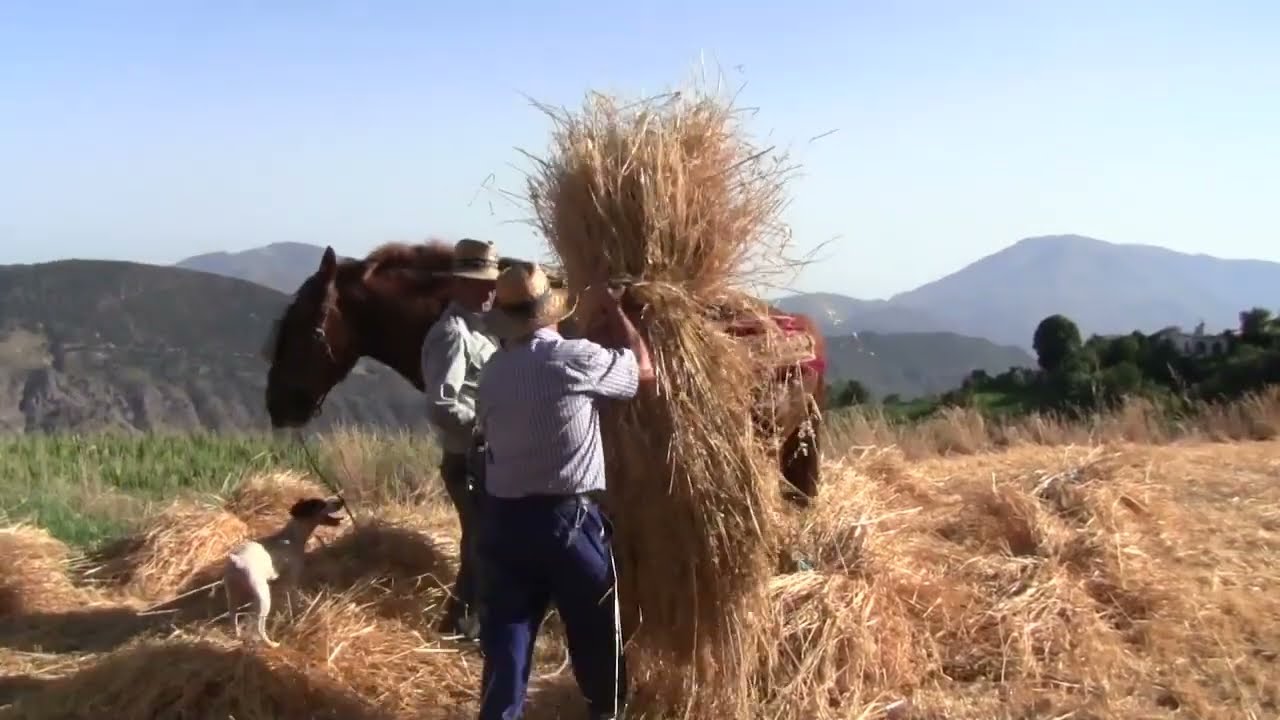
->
xmin=0 ymin=393 xmax=1278 ymax=719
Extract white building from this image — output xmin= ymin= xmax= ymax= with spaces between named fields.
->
xmin=1151 ymin=322 xmax=1230 ymax=357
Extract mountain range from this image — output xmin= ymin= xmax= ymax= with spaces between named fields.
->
xmin=179 ymin=235 xmax=1280 ymax=349
xmin=774 ymin=235 xmax=1280 ymax=348
xmin=0 ymin=233 xmax=1274 ymax=434
xmin=0 ymin=260 xmax=427 ymax=433
xmin=176 ymin=242 xmax=342 ymax=294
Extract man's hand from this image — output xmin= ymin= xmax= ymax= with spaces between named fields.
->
xmin=579 ymin=282 xmax=655 ymax=385
xmin=581 ymin=283 xmax=626 ymax=344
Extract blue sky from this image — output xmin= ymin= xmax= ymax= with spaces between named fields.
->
xmin=1 ymin=1 xmax=1277 ymax=299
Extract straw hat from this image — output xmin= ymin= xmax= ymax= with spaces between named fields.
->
xmin=484 ymin=263 xmax=575 ymax=339
xmin=448 ymin=238 xmax=501 ymax=281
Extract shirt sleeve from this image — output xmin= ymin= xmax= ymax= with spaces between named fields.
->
xmin=565 ymin=339 xmax=641 ymax=400
xmin=420 ymin=322 xmax=476 ymax=436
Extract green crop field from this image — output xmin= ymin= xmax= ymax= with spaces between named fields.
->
xmin=0 ymin=430 xmax=442 ymax=548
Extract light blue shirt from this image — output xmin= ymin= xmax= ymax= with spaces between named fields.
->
xmin=420 ymin=303 xmax=497 ymax=453
xmin=477 ymin=328 xmax=640 ymax=498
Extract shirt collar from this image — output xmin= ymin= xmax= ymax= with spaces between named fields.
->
xmin=502 ymin=326 xmax=561 ymax=350
xmin=445 ymin=301 xmax=487 ymax=329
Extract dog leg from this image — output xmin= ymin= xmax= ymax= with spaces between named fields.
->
xmin=224 ymin=581 xmax=242 ymax=638
xmin=251 ymin=576 xmax=279 ymax=648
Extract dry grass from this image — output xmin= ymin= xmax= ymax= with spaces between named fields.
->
xmin=830 ymin=386 xmax=1280 ymax=460
xmin=82 ymin=499 xmax=252 ymax=601
xmin=0 ymin=525 xmax=88 ymax=616
xmin=1 ymin=440 xmax=1278 ymax=718
xmin=225 ymin=469 xmax=332 ymax=535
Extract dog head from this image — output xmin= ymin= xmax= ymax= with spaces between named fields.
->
xmin=288 ymin=497 xmax=345 ymax=527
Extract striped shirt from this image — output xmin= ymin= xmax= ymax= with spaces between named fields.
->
xmin=477 ymin=327 xmax=640 ymax=499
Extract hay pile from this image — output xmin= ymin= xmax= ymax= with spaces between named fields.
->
xmin=0 ymin=474 xmax=484 ymax=720
xmin=226 ymin=470 xmax=331 ymax=535
xmin=0 ymin=524 xmax=90 ymax=616
xmin=0 ymin=517 xmax=87 ymax=614
xmin=4 ymin=600 xmax=478 ymax=720
xmin=3 ymin=445 xmax=1280 ymax=718
xmin=86 ymin=499 xmax=250 ymax=600
xmin=525 ymin=81 xmax=802 ymax=710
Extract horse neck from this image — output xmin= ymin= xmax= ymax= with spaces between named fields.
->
xmin=343 ymin=282 xmax=436 ymax=391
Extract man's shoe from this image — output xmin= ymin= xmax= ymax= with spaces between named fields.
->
xmin=456 ymin=612 xmax=482 ymax=642
xmin=435 ymin=606 xmax=463 ymax=636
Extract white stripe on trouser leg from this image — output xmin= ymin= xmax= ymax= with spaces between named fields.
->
xmin=607 ymin=530 xmax=622 ymax=719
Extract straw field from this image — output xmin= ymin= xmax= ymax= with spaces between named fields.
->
xmin=1 ymin=394 xmax=1278 ymax=718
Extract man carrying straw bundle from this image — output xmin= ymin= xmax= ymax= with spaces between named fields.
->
xmin=475 ymin=262 xmax=655 ymax=720
xmin=421 ymin=237 xmax=501 ymax=641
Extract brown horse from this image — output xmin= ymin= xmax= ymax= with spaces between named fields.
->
xmin=262 ymin=241 xmax=827 ymax=500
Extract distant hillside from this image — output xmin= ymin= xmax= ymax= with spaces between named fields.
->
xmin=773 ymin=292 xmax=949 ymax=335
xmin=778 ymin=235 xmax=1280 ymax=349
xmin=824 ymin=332 xmax=1034 ymax=400
xmin=889 ymin=235 xmax=1280 ymax=348
xmin=0 ymin=260 xmax=427 ymax=433
xmin=176 ymin=242 xmax=331 ymax=294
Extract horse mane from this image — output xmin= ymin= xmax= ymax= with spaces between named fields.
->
xmin=355 ymin=239 xmax=541 ymax=285
xmin=358 ymin=239 xmax=456 ymax=281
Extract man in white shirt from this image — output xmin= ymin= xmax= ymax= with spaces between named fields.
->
xmin=420 ymin=238 xmax=500 ymax=641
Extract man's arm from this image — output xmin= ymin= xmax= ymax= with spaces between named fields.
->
xmin=568 ymin=342 xmax=642 ymax=400
xmin=420 ymin=323 xmax=476 ymax=437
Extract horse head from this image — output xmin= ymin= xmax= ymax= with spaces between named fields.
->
xmin=262 ymin=246 xmax=363 ymax=428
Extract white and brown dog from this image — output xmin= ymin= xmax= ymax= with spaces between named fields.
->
xmin=223 ymin=496 xmax=344 ymax=647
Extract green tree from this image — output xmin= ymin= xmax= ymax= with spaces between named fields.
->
xmin=962 ymin=369 xmax=990 ymax=389
xmin=832 ymin=380 xmax=870 ymax=407
xmin=1239 ymin=307 xmax=1275 ymax=346
xmin=1139 ymin=335 xmax=1186 ymax=387
xmin=1100 ymin=335 xmax=1141 ymax=367
xmin=1032 ymin=314 xmax=1083 ymax=373
xmin=1100 ymin=362 xmax=1143 ymax=401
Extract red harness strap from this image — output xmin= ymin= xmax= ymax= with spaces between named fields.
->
xmin=724 ymin=312 xmax=827 ymax=376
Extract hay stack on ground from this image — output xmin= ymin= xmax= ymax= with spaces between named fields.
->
xmin=2 ymin=633 xmax=394 ymax=720
xmin=86 ymin=500 xmax=250 ymax=600
xmin=225 ymin=470 xmax=331 ymax=535
xmin=526 ymin=82 xmax=800 ymax=711
xmin=1 ymin=587 xmax=480 ymax=720
xmin=0 ymin=525 xmax=88 ymax=616
xmin=300 ymin=513 xmax=458 ymax=629
xmin=754 ymin=571 xmax=925 ymax=717
xmin=4 ymin=443 xmax=1280 ymax=718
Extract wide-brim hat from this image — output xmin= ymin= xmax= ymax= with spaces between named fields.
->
xmin=449 ymin=238 xmax=501 ymax=281
xmin=484 ymin=262 xmax=575 ymax=339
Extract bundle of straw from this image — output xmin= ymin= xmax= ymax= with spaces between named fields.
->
xmin=0 ymin=524 xmax=88 ymax=615
xmin=4 ymin=634 xmax=394 ymax=720
xmin=88 ymin=500 xmax=250 ymax=600
xmin=524 ymin=80 xmax=800 ymax=710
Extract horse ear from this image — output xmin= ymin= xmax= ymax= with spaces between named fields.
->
xmin=318 ymin=246 xmax=338 ymax=281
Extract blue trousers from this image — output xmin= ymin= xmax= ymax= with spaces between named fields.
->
xmin=477 ymin=494 xmax=627 ymax=720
